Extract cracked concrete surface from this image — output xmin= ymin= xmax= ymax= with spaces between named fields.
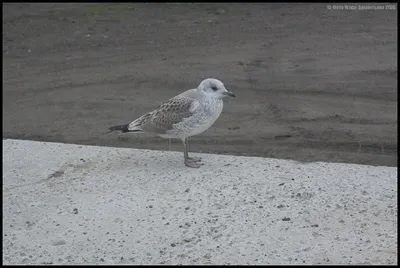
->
xmin=2 ymin=139 xmax=397 ymax=264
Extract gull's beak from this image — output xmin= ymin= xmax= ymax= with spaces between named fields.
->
xmin=223 ymin=91 xmax=236 ymax=97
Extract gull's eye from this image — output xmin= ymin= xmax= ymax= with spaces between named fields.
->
xmin=211 ymin=86 xmax=218 ymax=91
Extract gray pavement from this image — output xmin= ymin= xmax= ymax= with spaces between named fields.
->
xmin=3 ymin=139 xmax=397 ymax=265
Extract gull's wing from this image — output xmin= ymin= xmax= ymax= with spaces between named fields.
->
xmin=129 ymin=96 xmax=201 ymax=134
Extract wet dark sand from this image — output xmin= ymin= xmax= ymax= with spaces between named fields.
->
xmin=3 ymin=3 xmax=397 ymax=166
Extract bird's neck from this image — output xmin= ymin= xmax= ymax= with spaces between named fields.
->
xmin=202 ymin=96 xmax=223 ymax=115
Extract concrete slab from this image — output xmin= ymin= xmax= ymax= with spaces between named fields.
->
xmin=2 ymin=139 xmax=397 ymax=265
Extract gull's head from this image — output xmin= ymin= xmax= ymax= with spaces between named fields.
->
xmin=198 ymin=78 xmax=236 ymax=99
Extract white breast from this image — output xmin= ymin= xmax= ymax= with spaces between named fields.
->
xmin=162 ymin=98 xmax=224 ymax=139
xmin=186 ymin=98 xmax=223 ymax=137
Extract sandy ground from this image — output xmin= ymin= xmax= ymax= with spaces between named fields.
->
xmin=2 ymin=3 xmax=398 ymax=166
xmin=3 ymin=139 xmax=398 ymax=265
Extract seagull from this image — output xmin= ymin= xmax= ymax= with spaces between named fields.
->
xmin=108 ymin=78 xmax=236 ymax=168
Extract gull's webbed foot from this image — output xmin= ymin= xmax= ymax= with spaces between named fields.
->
xmin=187 ymin=156 xmax=202 ymax=162
xmin=184 ymin=157 xmax=204 ymax=168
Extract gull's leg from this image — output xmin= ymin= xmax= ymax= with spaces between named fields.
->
xmin=182 ymin=138 xmax=202 ymax=168
xmin=186 ymin=138 xmax=202 ymax=162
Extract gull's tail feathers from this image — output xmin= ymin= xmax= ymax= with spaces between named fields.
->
xmin=105 ymin=124 xmax=140 ymax=135
xmin=108 ymin=124 xmax=131 ymax=133
xmin=107 ymin=112 xmax=153 ymax=134
xmin=128 ymin=112 xmax=152 ymax=131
